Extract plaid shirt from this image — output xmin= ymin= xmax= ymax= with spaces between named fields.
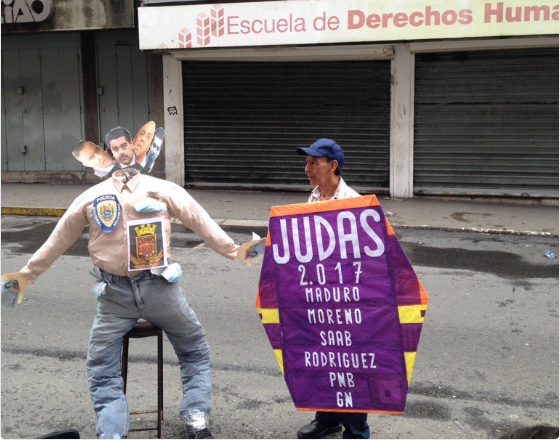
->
xmin=308 ymin=177 xmax=361 ymax=203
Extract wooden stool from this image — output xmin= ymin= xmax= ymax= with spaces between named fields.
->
xmin=121 ymin=321 xmax=164 ymax=438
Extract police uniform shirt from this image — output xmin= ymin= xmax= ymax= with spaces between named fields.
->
xmin=20 ymin=169 xmax=238 ymax=284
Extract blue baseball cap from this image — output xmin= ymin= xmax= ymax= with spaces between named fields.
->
xmin=296 ymin=138 xmax=345 ymax=168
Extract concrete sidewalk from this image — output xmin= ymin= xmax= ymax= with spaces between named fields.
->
xmin=1 ymin=183 xmax=558 ymax=236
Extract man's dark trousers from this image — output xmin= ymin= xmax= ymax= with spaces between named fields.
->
xmin=316 ymin=412 xmax=369 ymax=439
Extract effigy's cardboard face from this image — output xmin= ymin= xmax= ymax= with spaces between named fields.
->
xmin=72 ymin=122 xmax=164 ymax=178
xmin=256 ymin=195 xmax=429 ymax=414
xmin=72 ymin=141 xmax=115 ymax=170
xmin=133 ymin=121 xmax=156 ymax=164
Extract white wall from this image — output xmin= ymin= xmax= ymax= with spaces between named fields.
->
xmin=390 ymin=44 xmax=415 ymax=198
xmin=162 ymin=55 xmax=184 ymax=185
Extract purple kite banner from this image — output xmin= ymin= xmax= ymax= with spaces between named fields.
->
xmin=256 ymin=195 xmax=429 ymax=414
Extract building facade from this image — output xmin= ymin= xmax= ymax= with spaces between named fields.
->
xmin=1 ymin=0 xmax=164 ymax=182
xmin=2 ymin=0 xmax=558 ymax=199
xmin=140 ymin=0 xmax=559 ymax=199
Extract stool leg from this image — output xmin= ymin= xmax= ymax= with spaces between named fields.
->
xmin=121 ymin=336 xmax=129 ymax=395
xmin=158 ymin=331 xmax=163 ymax=439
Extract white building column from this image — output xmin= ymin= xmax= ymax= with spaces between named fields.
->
xmin=390 ymin=44 xmax=415 ymax=198
xmin=162 ymin=54 xmax=184 ymax=186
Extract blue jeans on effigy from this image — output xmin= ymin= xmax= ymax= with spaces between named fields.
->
xmin=86 ymin=270 xmax=211 ymax=439
xmin=316 ymin=411 xmax=370 ymax=439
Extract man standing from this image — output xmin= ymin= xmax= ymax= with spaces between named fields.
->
xmin=2 ymin=167 xmax=253 ymax=439
xmin=295 ymin=138 xmax=370 ymax=440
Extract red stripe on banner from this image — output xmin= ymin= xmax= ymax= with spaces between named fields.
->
xmin=386 ymin=218 xmax=396 ymax=236
xmin=255 ymin=288 xmax=261 ymax=309
xmin=270 ymin=195 xmax=379 ymax=218
xmin=419 ymin=280 xmax=429 ymax=305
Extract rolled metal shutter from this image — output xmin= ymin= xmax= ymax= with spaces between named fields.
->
xmin=414 ymin=48 xmax=559 ymax=197
xmin=2 ymin=33 xmax=83 ymax=172
xmin=182 ymin=60 xmax=390 ymax=192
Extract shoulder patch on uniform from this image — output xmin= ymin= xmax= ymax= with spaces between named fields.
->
xmin=92 ymin=194 xmax=122 ymax=233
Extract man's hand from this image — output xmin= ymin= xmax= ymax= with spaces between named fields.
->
xmin=1 ymin=273 xmax=29 ymax=309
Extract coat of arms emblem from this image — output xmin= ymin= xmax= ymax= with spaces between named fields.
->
xmin=129 ymin=222 xmax=165 ymax=270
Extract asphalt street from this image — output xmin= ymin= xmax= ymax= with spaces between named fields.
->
xmin=1 ymin=215 xmax=558 ymax=439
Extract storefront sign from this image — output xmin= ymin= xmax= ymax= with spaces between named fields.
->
xmin=256 ymin=196 xmax=429 ymax=413
xmin=2 ymin=0 xmax=134 ymax=32
xmin=1 ymin=0 xmax=53 ymax=24
xmin=139 ymin=0 xmax=559 ymax=50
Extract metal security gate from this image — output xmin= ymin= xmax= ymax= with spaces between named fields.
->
xmin=2 ymin=33 xmax=84 ymax=172
xmin=96 ymin=32 xmax=152 ymax=145
xmin=182 ymin=61 xmax=390 ymax=192
xmin=414 ymin=48 xmax=559 ymax=197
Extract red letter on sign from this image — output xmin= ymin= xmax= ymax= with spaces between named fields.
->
xmin=366 ymin=14 xmax=381 ymax=28
xmin=409 ymin=11 xmax=424 ymax=26
xmin=458 ymin=9 xmax=473 ymax=24
xmin=485 ymin=2 xmax=504 ymax=23
xmin=328 ymin=15 xmax=340 ymax=30
xmin=393 ymin=12 xmax=408 ymax=27
xmin=348 ymin=10 xmax=365 ymax=29
xmin=228 ymin=16 xmax=239 ymax=34
xmin=314 ymin=12 xmax=326 ymax=31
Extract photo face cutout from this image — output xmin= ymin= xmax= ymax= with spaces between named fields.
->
xmin=72 ymin=141 xmax=115 ymax=170
xmin=145 ymin=127 xmax=165 ymax=172
xmin=73 ymin=122 xmax=164 ymax=179
xmin=133 ymin=121 xmax=156 ymax=164
xmin=108 ymin=137 xmax=134 ymax=166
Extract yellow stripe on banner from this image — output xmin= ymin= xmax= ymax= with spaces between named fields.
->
xmin=404 ymin=352 xmax=417 ymax=385
xmin=257 ymin=308 xmax=280 ymax=324
xmin=398 ymin=304 xmax=428 ymax=324
xmin=274 ymin=349 xmax=284 ymax=376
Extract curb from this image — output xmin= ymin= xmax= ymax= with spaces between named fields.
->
xmin=2 ymin=207 xmax=67 ymax=217
xmin=2 ymin=206 xmax=557 ymax=238
xmin=394 ymin=224 xmax=557 ymax=238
